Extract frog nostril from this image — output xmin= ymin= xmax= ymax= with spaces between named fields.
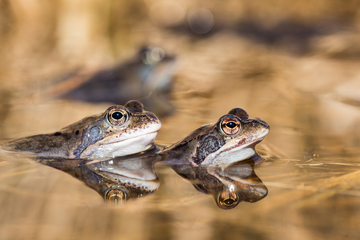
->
xmin=253 ymin=118 xmax=269 ymax=128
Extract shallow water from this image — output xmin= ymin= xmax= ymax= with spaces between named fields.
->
xmin=1 ymin=1 xmax=360 ymax=239
xmin=1 ymin=140 xmax=360 ymax=240
xmin=2 ymin=67 xmax=360 ymax=240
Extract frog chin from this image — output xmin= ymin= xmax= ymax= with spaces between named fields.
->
xmin=201 ymin=129 xmax=269 ymax=167
xmin=202 ymin=146 xmax=256 ymax=167
xmin=81 ymin=131 xmax=159 ymax=159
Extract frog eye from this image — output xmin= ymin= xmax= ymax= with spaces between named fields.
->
xmin=217 ymin=191 xmax=239 ymax=209
xmin=105 ymin=189 xmax=127 ymax=204
xmin=220 ymin=116 xmax=241 ymax=135
xmin=107 ymin=108 xmax=128 ymax=126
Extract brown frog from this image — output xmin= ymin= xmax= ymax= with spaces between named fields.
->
xmin=160 ymin=108 xmax=269 ymax=209
xmin=2 ymin=100 xmax=161 ymax=160
xmin=46 ymin=46 xmax=176 ymax=117
xmin=160 ymin=108 xmax=269 ymax=167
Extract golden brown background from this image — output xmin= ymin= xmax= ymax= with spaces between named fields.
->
xmin=1 ymin=0 xmax=360 ymax=239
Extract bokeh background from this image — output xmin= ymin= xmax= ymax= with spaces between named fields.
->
xmin=1 ymin=0 xmax=360 ymax=239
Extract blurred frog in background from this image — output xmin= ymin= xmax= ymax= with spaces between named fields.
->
xmin=46 ymin=46 xmax=177 ymax=117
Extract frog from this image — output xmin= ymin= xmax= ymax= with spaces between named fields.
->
xmin=160 ymin=108 xmax=269 ymax=167
xmin=35 ymin=146 xmax=161 ymax=204
xmin=1 ymin=100 xmax=161 ymax=160
xmin=167 ymin=157 xmax=268 ymax=209
xmin=45 ymin=46 xmax=176 ymax=117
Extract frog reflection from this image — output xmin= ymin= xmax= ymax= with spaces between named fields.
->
xmin=35 ymin=147 xmax=161 ymax=203
xmin=166 ymin=156 xmax=267 ymax=209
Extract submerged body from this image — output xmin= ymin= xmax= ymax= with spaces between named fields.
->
xmin=2 ymin=100 xmax=161 ymax=160
xmin=160 ymin=108 xmax=269 ymax=167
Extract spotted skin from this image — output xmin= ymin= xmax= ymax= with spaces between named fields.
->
xmin=2 ymin=100 xmax=161 ymax=159
xmin=160 ymin=108 xmax=269 ymax=166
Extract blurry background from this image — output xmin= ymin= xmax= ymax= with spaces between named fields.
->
xmin=1 ymin=0 xmax=360 ymax=239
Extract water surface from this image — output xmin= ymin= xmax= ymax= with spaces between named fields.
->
xmin=1 ymin=1 xmax=360 ymax=239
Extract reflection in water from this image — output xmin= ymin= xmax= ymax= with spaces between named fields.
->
xmin=159 ymin=108 xmax=269 ymax=168
xmin=0 ymin=106 xmax=269 ymax=210
xmin=1 ymin=1 xmax=360 ymax=239
xmin=157 ymin=107 xmax=269 ymax=209
xmin=165 ymin=155 xmax=267 ymax=209
xmin=8 ymin=140 xmax=267 ymax=209
xmin=34 ymin=148 xmax=161 ymax=204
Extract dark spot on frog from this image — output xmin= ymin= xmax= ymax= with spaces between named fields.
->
xmin=73 ymin=122 xmax=106 ymax=158
xmin=62 ymin=133 xmax=72 ymax=141
xmin=54 ymin=132 xmax=62 ymax=136
xmin=193 ymin=135 xmax=225 ymax=164
xmin=75 ymin=130 xmax=80 ymax=135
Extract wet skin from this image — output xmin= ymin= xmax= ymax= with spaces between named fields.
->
xmin=2 ymin=100 xmax=161 ymax=160
xmin=160 ymin=108 xmax=269 ymax=167
xmin=160 ymin=108 xmax=269 ymax=209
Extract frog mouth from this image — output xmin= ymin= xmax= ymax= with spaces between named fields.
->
xmin=100 ymin=130 xmax=159 ymax=146
xmin=201 ymin=129 xmax=269 ymax=166
xmin=83 ymin=130 xmax=160 ymax=159
xmin=223 ymin=137 xmax=264 ymax=153
xmin=218 ymin=128 xmax=269 ymax=155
